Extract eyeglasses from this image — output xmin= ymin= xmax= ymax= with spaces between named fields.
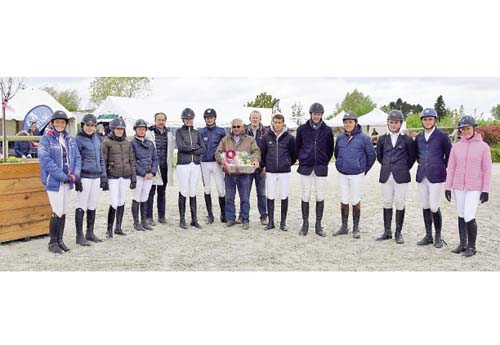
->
xmin=232 ymin=125 xmax=241 ymax=128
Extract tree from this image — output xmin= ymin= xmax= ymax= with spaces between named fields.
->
xmin=42 ymin=86 xmax=81 ymax=112
xmin=245 ymin=92 xmax=278 ymax=108
xmin=1 ymin=78 xmax=25 ymax=160
xmin=434 ymin=95 xmax=446 ymax=121
xmin=89 ymin=77 xmax=151 ymax=106
xmin=290 ymin=101 xmax=305 ymax=126
xmin=491 ymin=104 xmax=500 ymax=120
xmin=384 ymin=98 xmax=423 ymax=117
xmin=335 ymin=89 xmax=376 ymax=116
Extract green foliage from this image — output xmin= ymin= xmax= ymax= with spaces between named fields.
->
xmin=434 ymin=95 xmax=446 ymax=120
xmin=245 ymin=92 xmax=277 ymax=108
xmin=336 ymin=89 xmax=376 ymax=116
xmin=0 ymin=156 xmax=24 ymax=164
xmin=42 ymin=86 xmax=81 ymax=111
xmin=405 ymin=113 xmax=421 ymax=128
xmin=437 ymin=114 xmax=456 ymax=127
xmin=490 ymin=145 xmax=500 ymax=163
xmin=491 ymin=104 xmax=500 ymax=120
xmin=383 ymin=98 xmax=422 ymax=117
xmin=89 ymin=77 xmax=151 ymax=106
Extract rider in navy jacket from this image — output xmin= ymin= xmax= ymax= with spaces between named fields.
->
xmin=131 ymin=136 xmax=159 ymax=178
xmin=76 ymin=129 xmax=106 ymax=180
xmin=261 ymin=127 xmax=297 ymax=173
xmin=334 ymin=123 xmax=376 ymax=175
xmin=296 ymin=119 xmax=334 ymax=177
xmin=376 ymin=132 xmax=417 ymax=183
xmin=200 ymin=125 xmax=226 ymax=162
xmin=415 ymin=129 xmax=452 ymax=183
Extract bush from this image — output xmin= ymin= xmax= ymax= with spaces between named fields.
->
xmin=476 ymin=125 xmax=500 ymax=146
xmin=490 ymin=145 xmax=500 ymax=163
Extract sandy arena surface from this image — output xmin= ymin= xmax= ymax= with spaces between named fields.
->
xmin=1 ymin=163 xmax=499 ymax=271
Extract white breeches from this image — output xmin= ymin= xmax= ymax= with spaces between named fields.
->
xmin=76 ymin=177 xmax=101 ymax=210
xmin=201 ymin=161 xmax=225 ymax=196
xmin=108 ymin=177 xmax=130 ymax=208
xmin=453 ymin=189 xmax=481 ymax=222
xmin=300 ymin=172 xmax=327 ymax=202
xmin=133 ymin=176 xmax=154 ymax=202
xmin=381 ymin=174 xmax=408 ymax=210
xmin=47 ymin=183 xmax=71 ymax=217
xmin=338 ymin=172 xmax=364 ymax=205
xmin=418 ymin=178 xmax=443 ymax=212
xmin=266 ymin=172 xmax=291 ymax=200
xmin=177 ymin=162 xmax=201 ymax=197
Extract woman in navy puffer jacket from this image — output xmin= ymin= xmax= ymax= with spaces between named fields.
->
xmin=333 ymin=112 xmax=376 ymax=239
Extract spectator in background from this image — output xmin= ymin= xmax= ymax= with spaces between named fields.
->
xmin=371 ymin=128 xmax=379 ymax=146
xmin=27 ymin=121 xmax=40 ymax=157
xmin=14 ymin=131 xmax=32 ymax=158
xmin=96 ymin=124 xmax=106 ymax=143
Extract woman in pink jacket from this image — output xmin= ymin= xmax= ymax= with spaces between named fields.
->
xmin=445 ymin=116 xmax=492 ymax=257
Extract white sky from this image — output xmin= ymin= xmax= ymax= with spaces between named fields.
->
xmin=23 ymin=77 xmax=500 ymax=116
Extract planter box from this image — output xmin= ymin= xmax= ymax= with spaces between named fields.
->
xmin=0 ymin=161 xmax=51 ymax=242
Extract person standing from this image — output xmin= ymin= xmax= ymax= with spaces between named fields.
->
xmin=445 ymin=115 xmax=492 ymax=257
xmin=176 ymin=108 xmax=206 ymax=229
xmin=260 ymin=113 xmax=297 ymax=231
xmin=39 ymin=111 xmax=81 ymax=254
xmin=376 ymin=110 xmax=417 ymax=244
xmin=145 ymin=112 xmax=174 ymax=225
xmin=199 ymin=108 xmax=227 ymax=224
xmin=296 ymin=102 xmax=334 ymax=237
xmin=333 ymin=112 xmax=376 ymax=239
xmin=415 ymin=108 xmax=452 ymax=248
xmin=131 ymin=119 xmax=159 ymax=231
xmin=74 ymin=114 xmax=107 ymax=246
xmin=245 ymin=110 xmax=269 ymax=225
xmin=102 ymin=118 xmax=137 ymax=238
xmin=215 ymin=118 xmax=261 ymax=230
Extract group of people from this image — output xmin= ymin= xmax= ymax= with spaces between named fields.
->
xmin=37 ymin=102 xmax=492 ymax=258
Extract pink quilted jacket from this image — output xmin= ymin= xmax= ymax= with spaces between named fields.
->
xmin=445 ymin=133 xmax=492 ymax=192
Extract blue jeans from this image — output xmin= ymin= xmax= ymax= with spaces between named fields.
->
xmin=249 ymin=170 xmax=267 ymax=219
xmin=225 ymin=174 xmax=251 ymax=223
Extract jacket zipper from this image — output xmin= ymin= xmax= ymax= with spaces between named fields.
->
xmin=464 ymin=141 xmax=470 ymax=188
xmin=314 ymin=129 xmax=319 ymax=166
xmin=189 ymin=127 xmax=194 ymax=162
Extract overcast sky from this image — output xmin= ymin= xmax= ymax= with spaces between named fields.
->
xmin=24 ymin=77 xmax=500 ymax=116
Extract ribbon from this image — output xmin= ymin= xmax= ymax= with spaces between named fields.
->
xmin=223 ymin=149 xmax=239 ymax=175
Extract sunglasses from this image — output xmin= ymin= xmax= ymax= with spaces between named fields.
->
xmin=232 ymin=125 xmax=242 ymax=128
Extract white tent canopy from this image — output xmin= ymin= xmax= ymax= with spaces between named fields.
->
xmin=325 ymin=111 xmax=345 ymax=127
xmin=4 ymin=88 xmax=74 ymax=121
xmin=358 ymin=108 xmax=388 ymax=126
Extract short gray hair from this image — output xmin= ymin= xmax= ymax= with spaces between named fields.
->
xmin=231 ymin=118 xmax=244 ymax=126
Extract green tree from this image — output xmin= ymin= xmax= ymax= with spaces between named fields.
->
xmin=335 ymin=89 xmax=376 ymax=116
xmin=290 ymin=101 xmax=305 ymax=126
xmin=89 ymin=77 xmax=151 ymax=106
xmin=42 ymin=86 xmax=81 ymax=111
xmin=491 ymin=104 xmax=500 ymax=120
xmin=384 ymin=98 xmax=422 ymax=117
xmin=434 ymin=95 xmax=446 ymax=120
xmin=245 ymin=92 xmax=278 ymax=108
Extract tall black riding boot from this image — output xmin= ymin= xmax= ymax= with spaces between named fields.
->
xmin=85 ymin=209 xmax=102 ymax=243
xmin=433 ymin=209 xmax=445 ymax=248
xmin=463 ymin=219 xmax=477 ymax=257
xmin=141 ymin=202 xmax=153 ymax=230
xmin=315 ymin=200 xmax=326 ymax=237
xmin=132 ymin=200 xmax=145 ymax=231
xmin=75 ymin=208 xmax=90 ymax=246
xmin=106 ymin=206 xmax=116 ymax=238
xmin=377 ymin=208 xmax=393 ymax=240
xmin=280 ymin=198 xmax=289 ymax=231
xmin=417 ymin=209 xmax=433 ymax=245
xmin=452 ymin=217 xmax=467 ymax=254
xmin=352 ymin=203 xmax=361 ymax=239
xmin=219 ymin=196 xmax=227 ymax=223
xmin=333 ymin=203 xmax=349 ymax=236
xmin=48 ymin=213 xmax=63 ymax=254
xmin=265 ymin=198 xmax=275 ymax=230
xmin=57 ymin=214 xmax=70 ymax=252
xmin=299 ymin=201 xmax=309 ymax=236
xmin=178 ymin=193 xmax=188 ymax=229
xmin=205 ymin=193 xmax=214 ymax=224
xmin=395 ymin=209 xmax=405 ymax=244
xmin=114 ymin=205 xmax=126 ymax=235
xmin=190 ymin=196 xmax=203 ymax=229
